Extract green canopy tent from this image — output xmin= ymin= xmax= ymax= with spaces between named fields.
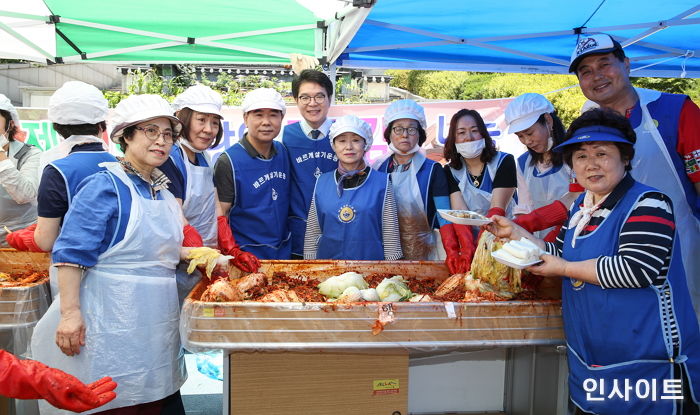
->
xmin=0 ymin=0 xmax=323 ymax=64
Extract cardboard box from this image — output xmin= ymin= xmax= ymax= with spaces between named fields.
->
xmin=229 ymin=351 xmax=408 ymax=415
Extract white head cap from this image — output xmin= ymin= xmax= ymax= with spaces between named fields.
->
xmin=241 ymin=88 xmax=286 ymax=116
xmin=172 ymin=84 xmax=223 ymax=117
xmin=384 ymin=99 xmax=426 ymax=129
xmin=0 ymin=94 xmax=19 ymax=125
xmin=48 ymin=81 xmax=108 ymax=125
xmin=110 ymin=94 xmax=182 ymax=143
xmin=504 ymin=93 xmax=555 ymax=134
xmin=329 ymin=115 xmax=374 ymax=151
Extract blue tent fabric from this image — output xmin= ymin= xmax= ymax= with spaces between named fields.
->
xmin=334 ymin=0 xmax=700 ymax=78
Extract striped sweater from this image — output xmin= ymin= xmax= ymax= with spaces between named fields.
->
xmin=545 ymin=174 xmax=676 ymax=290
xmin=304 ymin=167 xmax=403 ymax=260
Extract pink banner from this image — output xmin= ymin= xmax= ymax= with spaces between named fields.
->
xmin=208 ymin=98 xmax=526 ymax=163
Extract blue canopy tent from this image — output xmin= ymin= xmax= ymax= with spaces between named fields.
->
xmin=325 ymin=0 xmax=700 ymax=78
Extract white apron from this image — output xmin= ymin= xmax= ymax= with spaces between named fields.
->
xmin=630 ymin=88 xmax=700 ymax=317
xmin=176 ymin=150 xmax=217 ymax=304
xmin=31 ymin=162 xmax=186 ymax=414
xmin=377 ymin=152 xmax=437 ymax=260
xmin=451 ymin=156 xmax=515 ymax=217
xmin=0 ymin=143 xmax=37 ymax=246
xmin=516 ymin=154 xmax=572 ymax=238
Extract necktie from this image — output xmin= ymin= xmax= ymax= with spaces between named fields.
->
xmin=310 ymin=130 xmax=321 ymax=139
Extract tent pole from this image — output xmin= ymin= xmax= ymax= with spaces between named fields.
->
xmin=327 ymin=62 xmax=337 ymax=105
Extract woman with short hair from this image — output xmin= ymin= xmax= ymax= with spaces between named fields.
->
xmin=32 ymin=95 xmax=197 ymax=414
xmin=487 ymin=108 xmax=700 ymax=415
xmin=305 ymin=115 xmax=402 ymax=260
xmin=374 ymin=99 xmax=472 ymax=273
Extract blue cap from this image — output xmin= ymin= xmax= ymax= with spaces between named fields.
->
xmin=553 ymin=125 xmax=634 ymax=152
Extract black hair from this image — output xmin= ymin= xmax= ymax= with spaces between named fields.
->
xmin=176 ymin=107 xmax=222 ymax=148
xmin=117 ymin=125 xmax=138 ymax=153
xmin=292 ymin=70 xmax=333 ymax=99
xmin=383 ymin=120 xmax=427 ymax=147
xmin=527 ymin=112 xmax=566 ymax=167
xmin=0 ymin=109 xmax=17 ymax=141
xmin=52 ymin=122 xmax=106 ymax=139
xmin=444 ymin=109 xmax=497 ymax=170
xmin=562 ymin=108 xmax=636 ymax=171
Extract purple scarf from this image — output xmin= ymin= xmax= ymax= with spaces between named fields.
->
xmin=336 ymin=162 xmax=367 ymax=197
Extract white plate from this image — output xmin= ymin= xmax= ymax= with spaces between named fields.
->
xmin=491 ymin=250 xmax=543 ymax=269
xmin=438 ymin=209 xmax=492 ymax=226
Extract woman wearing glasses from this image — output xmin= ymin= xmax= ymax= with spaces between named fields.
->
xmin=374 ymin=100 xmax=472 ymax=273
xmin=32 ymin=95 xmax=195 ymax=414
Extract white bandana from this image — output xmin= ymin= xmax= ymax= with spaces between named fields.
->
xmin=568 ymin=190 xmax=610 ymax=248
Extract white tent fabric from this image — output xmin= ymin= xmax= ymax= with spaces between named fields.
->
xmin=0 ymin=0 xmax=55 ymax=62
xmin=325 ymin=0 xmax=700 ymax=78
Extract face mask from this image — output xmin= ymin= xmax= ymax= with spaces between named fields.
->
xmin=456 ymin=139 xmax=485 ymax=159
xmin=545 ymin=135 xmax=554 ymax=152
xmin=0 ymin=133 xmax=8 ymax=149
xmin=389 ymin=142 xmax=420 ymax=156
xmin=179 ymin=138 xmax=204 ymax=153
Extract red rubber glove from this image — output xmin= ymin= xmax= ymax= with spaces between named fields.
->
xmin=454 ymin=224 xmax=476 ymax=271
xmin=5 ymin=224 xmax=45 ymax=252
xmin=513 ymin=201 xmax=568 ymax=234
xmin=182 ymin=225 xmax=204 ymax=247
xmin=217 ymin=216 xmax=260 ymax=273
xmin=486 ymin=207 xmax=506 ymax=218
xmin=0 ymin=350 xmax=117 ymax=412
xmin=439 ymin=224 xmax=466 ymax=274
xmin=569 ymin=182 xmax=585 ymax=192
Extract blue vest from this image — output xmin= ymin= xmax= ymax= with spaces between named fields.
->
xmin=283 ymin=122 xmax=338 ymax=255
xmin=563 ymin=180 xmax=700 ymax=414
xmin=50 ymin=151 xmax=117 ymax=205
xmin=225 ymin=141 xmax=291 ymax=259
xmin=313 ymin=169 xmax=388 ymax=260
xmin=376 ymin=157 xmax=439 ymax=227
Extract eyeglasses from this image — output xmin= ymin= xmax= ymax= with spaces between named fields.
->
xmin=135 ymin=125 xmax=175 ymax=143
xmin=391 ymin=126 xmax=419 ymax=136
xmin=298 ymin=94 xmax=327 ymax=105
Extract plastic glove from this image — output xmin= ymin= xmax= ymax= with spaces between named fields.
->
xmin=569 ymin=182 xmax=585 ymax=192
xmin=474 ymin=207 xmax=506 ymax=249
xmin=513 ymin=201 xmax=568 ymax=234
xmin=0 ymin=350 xmax=117 ymax=412
xmin=182 ymin=224 xmax=204 ymax=247
xmin=454 ymin=224 xmax=476 ymax=272
xmin=217 ymin=216 xmax=260 ymax=273
xmin=486 ymin=207 xmax=506 ymax=218
xmin=5 ymin=224 xmax=44 ymax=252
xmin=439 ymin=224 xmax=466 ymax=274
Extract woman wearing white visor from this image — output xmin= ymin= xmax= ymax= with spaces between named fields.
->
xmin=0 ymin=94 xmax=41 ymax=247
xmin=305 ymin=115 xmax=402 ymax=260
xmin=32 ymin=95 xmax=199 ymax=414
xmin=374 ymin=100 xmax=472 ymax=273
xmin=504 ymin=93 xmax=583 ymax=241
xmin=162 ymin=85 xmax=260 ymax=302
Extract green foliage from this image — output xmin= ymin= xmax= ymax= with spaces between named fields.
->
xmin=104 ymin=68 xmax=293 ymax=107
xmin=103 ymin=91 xmax=128 ymax=108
